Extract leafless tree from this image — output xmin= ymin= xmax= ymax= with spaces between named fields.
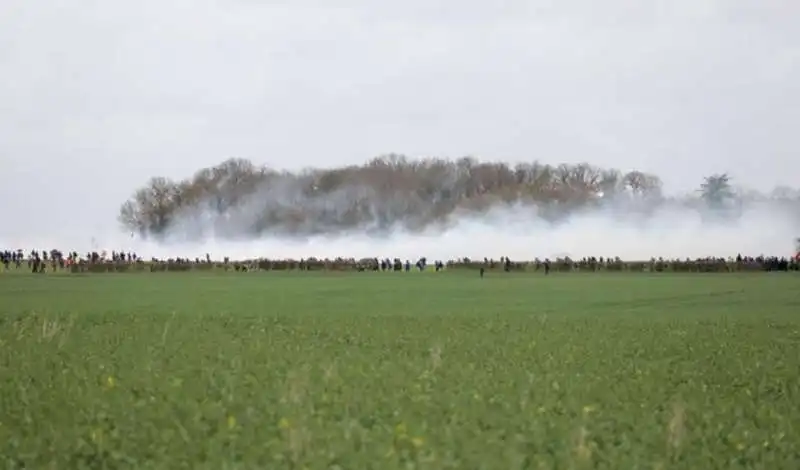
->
xmin=118 ymin=156 xmax=797 ymax=239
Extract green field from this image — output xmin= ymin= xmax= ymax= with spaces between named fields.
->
xmin=2 ymin=271 xmax=799 ymax=469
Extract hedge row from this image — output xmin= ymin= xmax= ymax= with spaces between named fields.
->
xmin=61 ymin=258 xmax=799 ymax=274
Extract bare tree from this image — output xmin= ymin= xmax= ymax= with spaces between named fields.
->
xmin=118 ymin=177 xmax=180 ymax=237
xmin=623 ymin=171 xmax=662 ymax=200
xmin=118 ymin=157 xmax=797 ymax=239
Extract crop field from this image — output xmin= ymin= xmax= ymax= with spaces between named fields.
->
xmin=1 ymin=271 xmax=799 ymax=469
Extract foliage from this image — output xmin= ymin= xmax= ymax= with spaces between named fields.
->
xmin=119 ymin=157 xmax=800 ymax=240
xmin=2 ymin=272 xmax=799 ymax=468
xmin=117 ymin=156 xmax=680 ymax=239
xmin=699 ymin=173 xmax=735 ymax=208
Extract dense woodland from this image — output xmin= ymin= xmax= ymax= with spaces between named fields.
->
xmin=119 ymin=155 xmax=799 ymax=240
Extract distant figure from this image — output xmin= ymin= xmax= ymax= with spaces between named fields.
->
xmin=479 ymin=267 xmax=485 ymax=278
xmin=544 ymin=259 xmax=551 ymax=275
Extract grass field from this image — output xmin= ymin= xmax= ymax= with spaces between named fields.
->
xmin=2 ymin=271 xmax=799 ymax=469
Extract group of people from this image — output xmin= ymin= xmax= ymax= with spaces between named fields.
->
xmin=0 ymin=249 xmax=142 ymax=273
xmin=1 ymin=248 xmax=798 ymax=274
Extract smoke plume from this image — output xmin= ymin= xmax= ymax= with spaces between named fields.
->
xmin=6 ymin=157 xmax=800 ymax=262
xmin=142 ymin=202 xmax=799 ymax=261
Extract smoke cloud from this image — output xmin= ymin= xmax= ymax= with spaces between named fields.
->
xmin=6 ymin=192 xmax=798 ymax=262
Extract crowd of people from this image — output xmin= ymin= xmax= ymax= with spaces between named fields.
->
xmin=1 ymin=249 xmax=142 ymax=273
xmin=2 ymin=248 xmax=799 ymax=274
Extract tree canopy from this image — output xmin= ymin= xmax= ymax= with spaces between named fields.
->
xmin=118 ymin=155 xmax=796 ymax=240
xmin=699 ymin=173 xmax=735 ymax=208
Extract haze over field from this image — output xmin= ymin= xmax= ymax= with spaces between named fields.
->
xmin=108 ymin=203 xmax=800 ymax=262
xmin=1 ymin=0 xmax=798 ymax=260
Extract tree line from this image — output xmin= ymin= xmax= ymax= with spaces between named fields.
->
xmin=118 ymin=155 xmax=797 ymax=240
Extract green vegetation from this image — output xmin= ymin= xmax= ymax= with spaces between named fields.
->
xmin=2 ymin=271 xmax=799 ymax=469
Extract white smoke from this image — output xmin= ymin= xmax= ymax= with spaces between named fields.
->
xmin=5 ymin=197 xmax=798 ymax=262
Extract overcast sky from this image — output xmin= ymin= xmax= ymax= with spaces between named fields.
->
xmin=1 ymin=0 xmax=798 ymax=239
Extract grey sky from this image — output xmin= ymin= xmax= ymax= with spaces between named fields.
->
xmin=1 ymin=0 xmax=798 ymax=240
